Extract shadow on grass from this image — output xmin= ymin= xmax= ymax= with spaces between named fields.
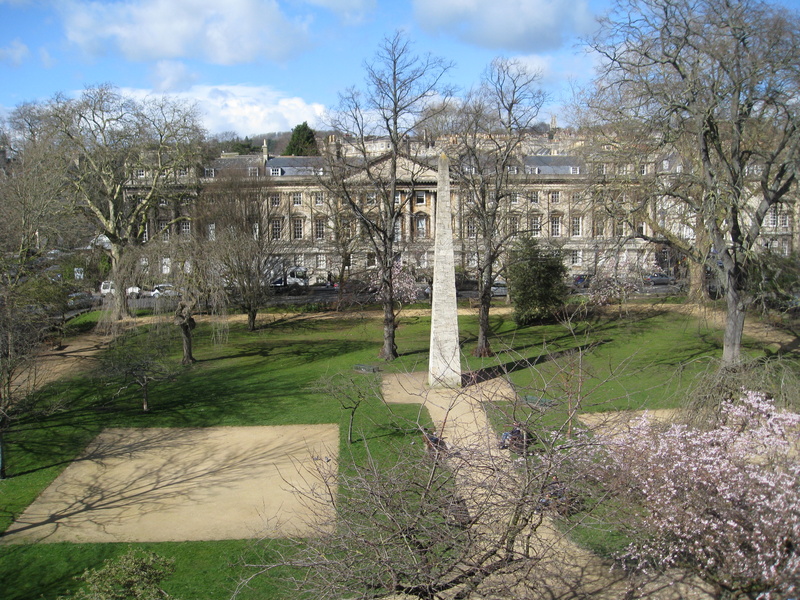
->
xmin=462 ymin=340 xmax=611 ymax=387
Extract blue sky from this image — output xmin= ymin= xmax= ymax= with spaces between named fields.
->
xmin=1 ymin=0 xmax=798 ymax=136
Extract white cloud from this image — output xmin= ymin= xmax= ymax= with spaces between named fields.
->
xmin=150 ymin=61 xmax=198 ymax=92
xmin=59 ymin=0 xmax=310 ymax=64
xmin=413 ymin=0 xmax=595 ymax=53
xmin=0 ymin=39 xmax=30 ymax=66
xmin=126 ymin=84 xmax=327 ymax=135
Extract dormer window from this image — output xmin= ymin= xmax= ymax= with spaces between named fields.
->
xmin=204 ymin=168 xmax=215 ymax=178
xmin=270 ymin=167 xmax=282 ymax=177
xmin=248 ymin=167 xmax=259 ymax=177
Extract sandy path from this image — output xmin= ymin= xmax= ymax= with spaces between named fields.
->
xmin=1 ymin=425 xmax=339 ymax=544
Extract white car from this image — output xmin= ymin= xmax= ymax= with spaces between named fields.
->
xmin=99 ymin=280 xmax=115 ymax=296
xmin=150 ymin=284 xmax=179 ymax=298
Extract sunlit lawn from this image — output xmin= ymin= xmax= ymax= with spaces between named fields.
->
xmin=0 ymin=303 xmax=795 ymax=599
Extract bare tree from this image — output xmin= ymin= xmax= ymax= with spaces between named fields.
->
xmin=322 ymin=31 xmax=453 ymax=360
xmin=44 ymin=85 xmax=205 ymax=320
xmin=196 ymin=173 xmax=283 ymax=331
xmin=579 ymin=0 xmax=800 ymax=365
xmin=448 ymin=58 xmax=547 ymax=356
xmin=99 ymin=326 xmax=177 ymax=412
xmin=0 ymin=112 xmax=74 ymax=478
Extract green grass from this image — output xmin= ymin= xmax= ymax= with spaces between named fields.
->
xmin=1 ymin=304 xmax=796 ymax=599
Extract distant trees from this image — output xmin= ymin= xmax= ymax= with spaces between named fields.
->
xmin=282 ymin=122 xmax=319 ymax=156
xmin=506 ymin=236 xmax=567 ymax=325
xmin=44 ymin=85 xmax=205 ymax=320
xmin=579 ymin=0 xmax=800 ymax=365
xmin=323 ymin=31 xmax=453 ymax=359
xmin=196 ymin=173 xmax=284 ymax=331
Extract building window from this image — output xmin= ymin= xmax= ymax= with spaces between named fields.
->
xmin=780 ymin=212 xmax=790 ymax=229
xmin=769 ymin=206 xmax=779 ymax=228
xmin=570 ymin=166 xmax=580 ymax=175
xmin=662 ymin=159 xmax=670 ymax=171
xmin=466 ymin=219 xmax=477 ymax=239
xmin=415 ymin=214 xmax=428 ymax=238
xmin=252 ymin=222 xmax=260 ymax=240
xmin=550 ymin=191 xmax=560 ymax=204
xmin=510 ymin=192 xmax=519 ymax=204
xmin=292 ymin=218 xmax=303 ymax=240
xmin=270 ymin=167 xmax=282 ymax=177
xmin=292 ymin=192 xmax=302 ymax=206
xmin=270 ymin=219 xmax=282 ymax=240
xmin=314 ymin=219 xmax=325 ymax=240
xmin=507 ymin=165 xmax=519 ymax=174
xmin=316 ymin=254 xmax=326 ymax=269
xmin=593 ymin=217 xmax=605 ymax=237
xmin=269 ymin=193 xmax=280 ymax=207
xmin=158 ymin=197 xmax=168 ymax=207
xmin=180 ymin=221 xmax=191 ymax=236
xmin=134 ymin=168 xmax=146 ymax=178
xmin=313 ymin=192 xmax=324 ymax=206
xmin=596 ymin=163 xmax=607 ymax=175
xmin=526 ymin=166 xmax=541 ymax=175
xmin=158 ymin=220 xmax=169 ymax=242
xmin=550 ymin=216 xmax=561 ymax=237
xmin=161 ymin=257 xmax=171 ymax=275
xmin=416 ymin=191 xmax=426 ymax=205
xmin=366 ymin=253 xmax=377 ymax=268
xmin=204 ymin=168 xmax=215 ymax=178
xmin=636 ymin=222 xmax=645 ymax=236
xmin=529 ymin=191 xmax=539 ymax=204
xmin=394 ymin=191 xmax=402 ymax=205
xmin=570 ymin=249 xmax=581 ymax=265
xmin=530 ymin=216 xmax=541 ymax=237
xmin=207 ymin=223 xmax=216 ymax=241
xmin=614 ymin=218 xmax=625 ymax=237
xmin=508 ymin=215 xmax=520 ymax=235
xmin=141 ymin=222 xmax=149 ymax=243
xmin=571 ymin=216 xmax=581 ymax=237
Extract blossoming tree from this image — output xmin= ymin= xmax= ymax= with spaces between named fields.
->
xmin=598 ymin=392 xmax=800 ymax=599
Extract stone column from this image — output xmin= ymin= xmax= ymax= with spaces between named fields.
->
xmin=428 ymin=154 xmax=461 ymax=388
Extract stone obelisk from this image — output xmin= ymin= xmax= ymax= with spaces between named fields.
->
xmin=428 ymin=153 xmax=461 ymax=388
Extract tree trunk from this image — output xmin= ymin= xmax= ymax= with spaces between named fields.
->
xmin=688 ymin=261 xmax=707 ymax=301
xmin=247 ymin=308 xmax=257 ymax=331
xmin=379 ymin=301 xmax=398 ymax=360
xmin=722 ymin=277 xmax=746 ymax=366
xmin=109 ymin=242 xmax=127 ymax=322
xmin=174 ymin=302 xmax=197 ymax=365
xmin=180 ymin=322 xmax=196 ymax=365
xmin=474 ymin=288 xmax=493 ymax=357
xmin=142 ymin=380 xmax=149 ymax=412
xmin=0 ymin=429 xmax=7 ymax=479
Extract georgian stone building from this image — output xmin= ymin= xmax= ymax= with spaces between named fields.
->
xmin=141 ymin=134 xmax=796 ymax=286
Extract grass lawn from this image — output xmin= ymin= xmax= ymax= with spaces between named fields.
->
xmin=1 ymin=303 xmax=796 ymax=599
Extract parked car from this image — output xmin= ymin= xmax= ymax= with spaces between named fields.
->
xmin=67 ymin=292 xmax=95 ymax=310
xmin=99 ymin=280 xmax=115 ymax=296
xmin=643 ymin=273 xmax=676 ymax=286
xmin=571 ymin=274 xmax=592 ymax=289
xmin=150 ymin=283 xmax=179 ymax=298
xmin=491 ymin=281 xmax=508 ymax=296
xmin=126 ymin=286 xmax=142 ymax=298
